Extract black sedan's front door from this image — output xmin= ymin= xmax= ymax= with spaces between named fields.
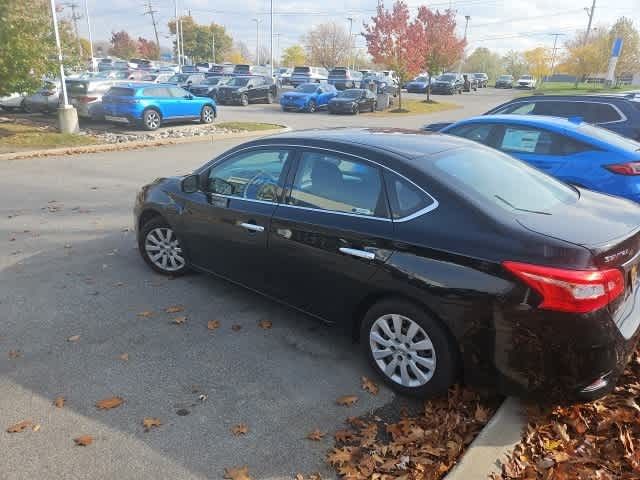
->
xmin=179 ymin=147 xmax=293 ymax=291
xmin=268 ymin=149 xmax=395 ymax=322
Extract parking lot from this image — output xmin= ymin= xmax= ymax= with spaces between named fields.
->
xmin=0 ymin=88 xmax=516 ymax=479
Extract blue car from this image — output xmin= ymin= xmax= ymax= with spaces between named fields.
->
xmin=405 ymin=75 xmax=431 ymax=93
xmin=442 ymin=115 xmax=640 ymax=202
xmin=102 ymin=83 xmax=216 ymax=131
xmin=280 ymin=83 xmax=337 ymax=112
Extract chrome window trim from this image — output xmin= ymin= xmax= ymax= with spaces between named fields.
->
xmin=495 ymin=99 xmax=628 ymax=125
xmin=199 ymin=143 xmax=440 ymax=222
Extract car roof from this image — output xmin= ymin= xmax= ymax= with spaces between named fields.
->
xmin=264 ymin=128 xmax=471 ymax=159
xmin=454 ymin=114 xmax=587 ymax=129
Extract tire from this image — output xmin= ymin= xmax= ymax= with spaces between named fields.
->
xmin=138 ymin=217 xmax=189 ymax=276
xmin=200 ymin=105 xmax=215 ymax=124
xmin=142 ymin=108 xmax=161 ymax=130
xmin=23 ymin=101 xmax=33 ymax=113
xmin=307 ymin=100 xmax=317 ymax=113
xmin=361 ymin=298 xmax=458 ymax=397
xmin=370 ymin=102 xmax=376 ymax=113
xmin=352 ymin=104 xmax=359 ymax=115
xmin=266 ymin=92 xmax=274 ymax=104
xmin=240 ymin=94 xmax=249 ymax=106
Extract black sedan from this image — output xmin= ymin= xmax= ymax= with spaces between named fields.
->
xmin=188 ymin=75 xmax=232 ymax=99
xmin=328 ymin=89 xmax=377 ymax=114
xmin=134 ymin=129 xmax=640 ymax=401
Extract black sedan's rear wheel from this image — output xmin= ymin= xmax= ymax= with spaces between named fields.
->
xmin=361 ymin=298 xmax=458 ymax=397
xmin=139 ymin=217 xmax=189 ymax=276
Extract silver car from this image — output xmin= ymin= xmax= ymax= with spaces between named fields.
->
xmin=66 ymin=76 xmax=124 ymax=119
xmin=23 ymin=81 xmax=60 ymax=114
xmin=0 ymin=93 xmax=26 ymax=111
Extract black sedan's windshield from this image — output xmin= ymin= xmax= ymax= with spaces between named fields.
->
xmin=169 ymin=74 xmax=189 ymax=83
xmin=438 ymin=74 xmax=457 ymax=82
xmin=337 ymin=90 xmax=362 ymax=98
xmin=226 ymin=77 xmax=250 ymax=87
xmin=205 ymin=77 xmax=226 ymax=85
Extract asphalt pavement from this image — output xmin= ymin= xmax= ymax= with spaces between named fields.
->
xmin=0 ymin=88 xmax=517 ymax=480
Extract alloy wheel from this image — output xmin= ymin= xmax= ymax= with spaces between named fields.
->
xmin=145 ymin=110 xmax=160 ymax=130
xmin=202 ymin=106 xmax=214 ymax=123
xmin=241 ymin=95 xmax=249 ymax=106
xmin=307 ymin=100 xmax=316 ymax=113
xmin=144 ymin=227 xmax=185 ymax=272
xmin=369 ymin=314 xmax=436 ymax=387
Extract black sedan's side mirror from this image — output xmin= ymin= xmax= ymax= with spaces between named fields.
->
xmin=181 ymin=174 xmax=199 ymax=193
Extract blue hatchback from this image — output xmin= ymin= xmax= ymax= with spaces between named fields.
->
xmin=442 ymin=115 xmax=640 ymax=202
xmin=102 ymin=83 xmax=217 ymax=130
xmin=280 ymin=83 xmax=337 ymax=112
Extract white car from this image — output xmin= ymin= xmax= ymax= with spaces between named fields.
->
xmin=0 ymin=93 xmax=25 ymax=111
xmin=517 ymin=75 xmax=536 ymax=89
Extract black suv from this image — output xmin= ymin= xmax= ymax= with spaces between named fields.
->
xmin=215 ymin=75 xmax=278 ymax=106
xmin=485 ymin=95 xmax=640 ymax=140
xmin=430 ymin=73 xmax=463 ymax=95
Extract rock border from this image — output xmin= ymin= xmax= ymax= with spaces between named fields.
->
xmin=0 ymin=126 xmax=289 ymax=161
xmin=445 ymin=397 xmax=526 ymax=479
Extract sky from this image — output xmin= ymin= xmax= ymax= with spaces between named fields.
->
xmin=71 ymin=0 xmax=638 ymax=59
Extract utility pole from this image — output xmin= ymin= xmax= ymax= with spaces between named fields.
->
xmin=269 ymin=0 xmax=274 ymax=78
xmin=584 ymin=0 xmax=596 ymax=44
xmin=347 ymin=17 xmax=353 ymax=69
xmin=143 ymin=0 xmax=161 ymax=53
xmin=211 ymin=29 xmax=216 ymax=62
xmin=84 ymin=0 xmax=95 ymax=70
xmin=273 ymin=33 xmax=281 ymax=68
xmin=548 ymin=33 xmax=564 ymax=81
xmin=252 ymin=18 xmax=261 ymax=65
xmin=174 ymin=0 xmax=181 ymax=65
xmin=457 ymin=15 xmax=470 ymax=76
xmin=63 ymin=2 xmax=84 ymax=57
xmin=179 ymin=13 xmax=185 ymax=64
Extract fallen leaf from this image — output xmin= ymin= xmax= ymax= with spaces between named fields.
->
xmin=142 ymin=417 xmax=162 ymax=432
xmin=361 ymin=376 xmax=379 ymax=395
xmin=118 ymin=352 xmax=129 ymax=361
xmin=258 ymin=320 xmax=272 ymax=329
xmin=137 ymin=311 xmax=153 ymax=318
xmin=32 ymin=424 xmax=41 ymax=432
xmin=96 ymin=396 xmax=124 ymax=410
xmin=74 ymin=435 xmax=93 ymax=446
xmin=207 ymin=320 xmax=220 ymax=330
xmin=67 ymin=335 xmax=80 ymax=342
xmin=231 ymin=423 xmax=248 ymax=436
xmin=54 ymin=396 xmax=65 ymax=408
xmin=165 ymin=305 xmax=184 ymax=313
xmin=307 ymin=429 xmax=325 ymax=441
xmin=8 ymin=349 xmax=21 ymax=359
xmin=295 ymin=474 xmax=304 ymax=480
xmin=231 ymin=324 xmax=242 ymax=331
xmin=172 ymin=316 xmax=187 ymax=325
xmin=7 ymin=420 xmax=32 ymax=433
xmin=223 ymin=466 xmax=252 ymax=480
xmin=64 ymin=243 xmax=72 ymax=249
xmin=475 ymin=404 xmax=490 ymax=422
xmin=336 ymin=395 xmax=359 ymax=406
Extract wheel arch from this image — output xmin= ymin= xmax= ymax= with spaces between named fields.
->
xmin=142 ymin=105 xmax=163 ymax=119
xmin=138 ymin=208 xmax=164 ymax=231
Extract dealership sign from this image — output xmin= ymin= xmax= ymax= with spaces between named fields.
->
xmin=605 ymin=37 xmax=623 ymax=85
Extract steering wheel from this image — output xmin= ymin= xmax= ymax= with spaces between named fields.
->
xmin=244 ymin=171 xmax=278 ymax=200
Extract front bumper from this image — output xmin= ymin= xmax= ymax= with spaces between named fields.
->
xmin=328 ymin=103 xmax=356 ymax=114
xmin=431 ymin=84 xmax=455 ymax=94
xmin=280 ymin=99 xmax=306 ymax=111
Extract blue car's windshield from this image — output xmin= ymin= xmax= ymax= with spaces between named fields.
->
xmin=415 ymin=76 xmax=428 ymax=82
xmin=169 ymin=74 xmax=189 ymax=83
xmin=578 ymin=124 xmax=640 ymax=151
xmin=296 ymin=84 xmax=318 ymax=93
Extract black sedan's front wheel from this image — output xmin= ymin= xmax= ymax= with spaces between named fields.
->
xmin=361 ymin=298 xmax=458 ymax=397
xmin=139 ymin=217 xmax=189 ymax=276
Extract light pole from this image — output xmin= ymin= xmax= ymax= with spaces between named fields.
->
xmin=49 ymin=0 xmax=78 ymax=133
xmin=347 ymin=17 xmax=353 ymax=69
xmin=174 ymin=0 xmax=181 ymax=65
xmin=273 ymin=33 xmax=281 ymax=68
xmin=252 ymin=18 xmax=261 ymax=65
xmin=457 ymin=15 xmax=470 ymax=76
xmin=211 ymin=29 xmax=216 ymax=62
xmin=583 ymin=0 xmax=596 ymax=44
xmin=269 ymin=0 xmax=274 ymax=78
xmin=84 ymin=0 xmax=95 ymax=71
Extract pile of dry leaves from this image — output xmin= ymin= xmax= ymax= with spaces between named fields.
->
xmin=495 ymin=348 xmax=640 ymax=479
xmin=327 ymin=385 xmax=499 ymax=480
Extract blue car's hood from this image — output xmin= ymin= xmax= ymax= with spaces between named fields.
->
xmin=282 ymin=92 xmax=312 ymax=100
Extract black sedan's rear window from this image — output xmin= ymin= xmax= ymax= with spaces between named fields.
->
xmin=431 ymin=147 xmax=577 ymax=214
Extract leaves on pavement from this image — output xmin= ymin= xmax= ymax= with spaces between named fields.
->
xmin=361 ymin=376 xmax=379 ymax=395
xmin=231 ymin=324 xmax=242 ymax=332
xmin=207 ymin=320 xmax=220 ymax=330
xmin=494 ymin=347 xmax=640 ymax=480
xmin=142 ymin=417 xmax=162 ymax=432
xmin=258 ymin=320 xmax=272 ymax=329
xmin=223 ymin=466 xmax=252 ymax=480
xmin=307 ymin=429 xmax=325 ymax=441
xmin=67 ymin=335 xmax=80 ymax=342
xmin=137 ymin=311 xmax=153 ymax=318
xmin=165 ymin=305 xmax=184 ymax=313
xmin=171 ymin=316 xmax=187 ymax=325
xmin=95 ymin=396 xmax=124 ymax=410
xmin=54 ymin=396 xmax=65 ymax=408
xmin=231 ymin=423 xmax=248 ymax=436
xmin=7 ymin=420 xmax=32 ymax=433
xmin=73 ymin=435 xmax=93 ymax=446
xmin=118 ymin=352 xmax=129 ymax=361
xmin=336 ymin=395 xmax=359 ymax=407
xmin=8 ymin=349 xmax=21 ymax=359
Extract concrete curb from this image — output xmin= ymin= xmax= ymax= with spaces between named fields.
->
xmin=0 ymin=126 xmax=289 ymax=161
xmin=446 ymin=397 xmax=526 ymax=479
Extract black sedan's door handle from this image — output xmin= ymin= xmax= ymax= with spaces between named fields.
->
xmin=239 ymin=222 xmax=264 ymax=233
xmin=339 ymin=247 xmax=375 ymax=260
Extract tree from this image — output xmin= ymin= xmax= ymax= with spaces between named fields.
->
xmin=609 ymin=17 xmax=640 ymax=78
xmin=523 ymin=47 xmax=551 ymax=85
xmin=137 ymin=37 xmax=160 ymax=60
xmin=109 ymin=30 xmax=138 ymax=59
xmin=168 ymin=17 xmax=232 ymax=63
xmin=464 ymin=47 xmax=502 ymax=81
xmin=364 ymin=0 xmax=422 ymax=111
xmin=502 ymin=50 xmax=527 ymax=79
xmin=305 ymin=22 xmax=351 ymax=69
xmin=413 ymin=7 xmax=465 ymax=101
xmin=226 ymin=49 xmax=247 ymax=65
xmin=281 ymin=44 xmax=306 ymax=67
xmin=563 ymin=30 xmax=609 ymax=84
xmin=0 ymin=0 xmax=56 ymax=95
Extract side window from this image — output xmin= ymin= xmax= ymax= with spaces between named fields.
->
xmin=532 ymin=101 xmax=581 ymax=118
xmin=556 ymin=137 xmax=594 ymax=155
xmin=383 ymin=171 xmax=434 ymax=220
xmin=206 ymin=149 xmax=290 ymax=202
xmin=169 ymin=87 xmax=188 ymax=97
xmin=288 ymin=151 xmax=387 ymax=218
xmin=499 ymin=102 xmax=535 ymax=114
xmin=584 ymin=103 xmax=622 ymax=123
xmin=498 ymin=126 xmax=555 ymax=154
xmin=447 ymin=124 xmax=494 ymax=143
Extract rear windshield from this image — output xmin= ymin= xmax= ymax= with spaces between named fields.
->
xmin=169 ymin=74 xmax=188 ymax=82
xmin=330 ymin=69 xmax=347 ymax=75
xmin=438 ymin=74 xmax=457 ymax=81
xmin=577 ymin=124 xmax=640 ymax=151
xmin=293 ymin=67 xmax=310 ymax=73
xmin=431 ymin=147 xmax=577 ymax=213
xmin=520 ymin=75 xmax=532 ymax=79
xmin=107 ymin=87 xmax=134 ymax=96
xmin=67 ymin=82 xmax=87 ymax=94
xmin=499 ymin=75 xmax=512 ymax=80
